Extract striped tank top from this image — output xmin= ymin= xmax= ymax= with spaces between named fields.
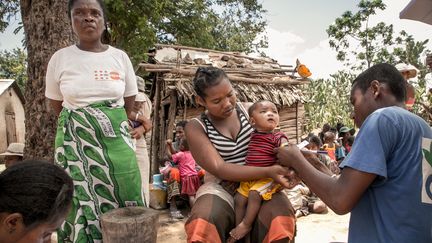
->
xmin=198 ymin=103 xmax=253 ymax=165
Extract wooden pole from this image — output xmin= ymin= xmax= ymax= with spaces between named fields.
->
xmin=150 ymin=74 xmax=161 ymax=176
xmin=139 ymin=63 xmax=295 ymax=73
xmin=295 ymin=102 xmax=299 ymax=143
xmin=100 ymin=207 xmax=159 ymax=243
xmin=155 ymin=43 xmax=277 ymax=64
xmin=166 ymin=91 xmax=177 ymax=141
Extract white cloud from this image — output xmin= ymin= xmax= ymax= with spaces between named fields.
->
xmin=258 ymin=0 xmax=432 ymax=79
xmin=297 ymin=39 xmax=345 ymax=79
xmin=256 ymin=27 xmax=343 ymax=79
xmin=255 ymin=27 xmax=305 ymax=65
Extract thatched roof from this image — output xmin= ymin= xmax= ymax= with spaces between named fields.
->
xmin=139 ymin=44 xmax=308 ymax=107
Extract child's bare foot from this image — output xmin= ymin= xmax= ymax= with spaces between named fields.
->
xmin=228 ymin=221 xmax=252 ymax=243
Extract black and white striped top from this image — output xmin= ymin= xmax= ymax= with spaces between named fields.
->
xmin=197 ymin=103 xmax=253 ymax=165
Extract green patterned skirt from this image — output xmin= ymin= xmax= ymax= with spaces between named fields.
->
xmin=55 ymin=102 xmax=144 ymax=243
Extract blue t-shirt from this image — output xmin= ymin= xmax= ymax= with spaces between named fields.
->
xmin=340 ymin=106 xmax=432 ymax=243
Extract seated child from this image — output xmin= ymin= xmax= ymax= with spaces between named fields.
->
xmin=166 ymin=137 xmax=201 ymax=208
xmin=284 ymin=182 xmax=327 ymax=218
xmin=228 ymin=100 xmax=288 ymax=242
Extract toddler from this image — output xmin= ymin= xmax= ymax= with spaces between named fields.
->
xmin=166 ymin=137 xmax=201 ymax=208
xmin=228 ymin=100 xmax=287 ymax=242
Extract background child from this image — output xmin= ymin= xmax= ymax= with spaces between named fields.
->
xmin=306 ymin=135 xmax=340 ymax=175
xmin=166 ymin=137 xmax=201 ymax=209
xmin=228 ymin=100 xmax=288 ymax=242
xmin=322 ymin=131 xmax=337 ymax=161
xmin=166 ymin=120 xmax=188 ymax=153
xmin=283 ymin=182 xmax=327 ymax=218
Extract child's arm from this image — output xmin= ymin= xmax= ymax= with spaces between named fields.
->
xmin=165 ymin=140 xmax=173 ymax=160
xmin=166 ymin=139 xmax=177 ymax=155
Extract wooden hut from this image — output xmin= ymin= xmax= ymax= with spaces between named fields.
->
xmin=0 ymin=79 xmax=25 ymax=155
xmin=138 ymin=44 xmax=308 ymax=174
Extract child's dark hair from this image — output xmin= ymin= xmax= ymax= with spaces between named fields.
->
xmin=349 ymin=128 xmax=356 ymax=136
xmin=248 ymin=100 xmax=278 ymax=117
xmin=0 ymin=160 xmax=73 ymax=227
xmin=193 ymin=67 xmax=229 ymax=98
xmin=352 ymin=63 xmax=406 ymax=103
xmin=176 ymin=120 xmax=188 ymax=128
xmin=179 ymin=138 xmax=189 ymax=151
xmin=348 ymin=136 xmax=355 ymax=146
xmin=157 ymin=157 xmax=169 ymax=167
xmin=324 ymin=131 xmax=335 ymax=142
xmin=329 ymin=127 xmax=337 ymax=134
xmin=336 ymin=123 xmax=344 ymax=133
xmin=306 ymin=134 xmax=322 ymax=148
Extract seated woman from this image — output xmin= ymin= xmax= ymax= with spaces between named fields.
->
xmin=184 ymin=67 xmax=297 ymax=242
xmin=0 ymin=160 xmax=73 ymax=243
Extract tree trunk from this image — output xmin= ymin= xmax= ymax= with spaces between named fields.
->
xmin=20 ymin=0 xmax=73 ymax=161
xmin=100 ymin=207 xmax=159 ymax=243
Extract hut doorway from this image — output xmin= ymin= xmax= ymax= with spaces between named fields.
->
xmin=5 ymin=110 xmax=17 ymax=144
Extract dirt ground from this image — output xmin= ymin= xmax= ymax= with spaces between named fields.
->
xmin=156 ymin=208 xmax=349 ymax=243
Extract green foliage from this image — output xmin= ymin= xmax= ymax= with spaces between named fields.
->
xmin=321 ymin=0 xmax=432 ymax=128
xmin=327 ymin=0 xmax=392 ymax=70
xmin=0 ymin=0 xmax=267 ymax=90
xmin=0 ymin=48 xmax=27 ymax=91
xmin=304 ymin=71 xmax=355 ymax=132
xmin=0 ymin=0 xmax=20 ymax=32
xmin=104 ymin=0 xmax=267 ymax=64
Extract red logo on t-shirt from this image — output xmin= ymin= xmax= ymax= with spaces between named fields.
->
xmin=93 ymin=70 xmax=121 ymax=81
xmin=110 ymin=71 xmax=120 ymax=80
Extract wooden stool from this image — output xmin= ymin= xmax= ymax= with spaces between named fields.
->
xmin=101 ymin=207 xmax=159 ymax=243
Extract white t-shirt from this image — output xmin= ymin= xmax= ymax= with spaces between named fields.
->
xmin=45 ymin=45 xmax=137 ymax=109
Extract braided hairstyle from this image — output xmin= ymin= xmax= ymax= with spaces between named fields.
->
xmin=193 ymin=67 xmax=229 ymax=98
xmin=0 ymin=160 xmax=73 ymax=227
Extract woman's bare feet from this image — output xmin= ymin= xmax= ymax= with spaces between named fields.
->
xmin=227 ymin=221 xmax=252 ymax=243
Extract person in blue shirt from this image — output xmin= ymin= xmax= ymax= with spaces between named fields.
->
xmin=276 ymin=63 xmax=432 ymax=243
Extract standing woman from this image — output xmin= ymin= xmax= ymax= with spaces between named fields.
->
xmin=45 ymin=0 xmax=143 ymax=242
xmin=130 ymin=91 xmax=153 ymax=207
xmin=185 ymin=67 xmax=296 ymax=242
xmin=395 ymin=63 xmax=417 ymax=110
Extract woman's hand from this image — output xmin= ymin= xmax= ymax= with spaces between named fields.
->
xmin=130 ymin=126 xmax=145 ymax=139
xmin=128 ymin=111 xmax=138 ymax=121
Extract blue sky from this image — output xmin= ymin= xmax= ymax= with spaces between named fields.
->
xmin=1 ymin=0 xmax=430 ymax=78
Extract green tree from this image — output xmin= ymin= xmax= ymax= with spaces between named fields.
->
xmin=0 ymin=48 xmax=27 ymax=91
xmin=1 ymin=0 xmax=267 ymax=159
xmin=304 ymin=71 xmax=355 ymax=132
xmin=0 ymin=0 xmax=20 ymax=32
xmin=324 ymin=0 xmax=432 ymax=127
xmin=105 ymin=0 xmax=267 ymax=64
xmin=327 ymin=0 xmax=393 ymax=70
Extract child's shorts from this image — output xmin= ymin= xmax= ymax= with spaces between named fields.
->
xmin=237 ymin=178 xmax=281 ymax=200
